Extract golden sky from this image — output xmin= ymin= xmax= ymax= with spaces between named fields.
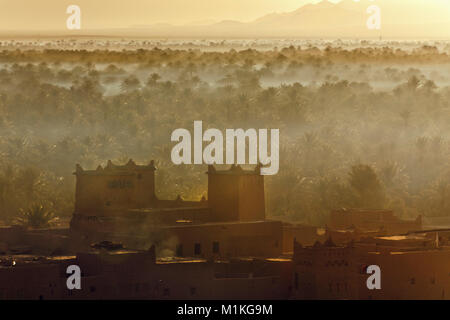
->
xmin=0 ymin=0 xmax=448 ymax=31
xmin=1 ymin=0 xmax=309 ymax=28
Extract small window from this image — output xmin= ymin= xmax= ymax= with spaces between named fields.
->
xmin=176 ymin=244 xmax=183 ymax=257
xmin=212 ymin=241 xmax=220 ymax=254
xmin=194 ymin=243 xmax=201 ymax=255
xmin=163 ymin=288 xmax=170 ymax=297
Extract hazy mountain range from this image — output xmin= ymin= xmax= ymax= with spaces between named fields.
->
xmin=109 ymin=0 xmax=450 ymax=39
xmin=3 ymin=0 xmax=450 ymax=39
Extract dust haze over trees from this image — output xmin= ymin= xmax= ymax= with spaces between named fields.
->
xmin=0 ymin=42 xmax=449 ymax=226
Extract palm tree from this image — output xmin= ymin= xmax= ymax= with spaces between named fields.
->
xmin=146 ymin=73 xmax=161 ymax=86
xmin=14 ymin=204 xmax=58 ymax=228
xmin=120 ymin=75 xmax=140 ymax=91
xmin=348 ymin=164 xmax=385 ymax=209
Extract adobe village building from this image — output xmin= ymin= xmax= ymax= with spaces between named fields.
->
xmin=70 ymin=160 xmax=282 ymax=258
xmin=292 ymin=231 xmax=450 ymax=300
xmin=1 ymin=159 xmax=449 ymax=300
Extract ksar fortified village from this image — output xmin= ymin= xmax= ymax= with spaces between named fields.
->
xmin=0 ymin=0 xmax=450 ymax=303
xmin=1 ymin=159 xmax=448 ymax=300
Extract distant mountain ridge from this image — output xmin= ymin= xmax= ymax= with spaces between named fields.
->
xmin=3 ymin=0 xmax=449 ymax=39
xmin=113 ymin=0 xmax=449 ymax=38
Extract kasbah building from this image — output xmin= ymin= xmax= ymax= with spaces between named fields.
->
xmin=0 ymin=159 xmax=449 ymax=300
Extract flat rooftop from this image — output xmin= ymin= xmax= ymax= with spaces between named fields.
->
xmin=0 ymin=254 xmax=290 ymax=268
xmin=128 ymin=206 xmax=209 ymax=214
xmin=161 ymin=219 xmax=278 ymax=229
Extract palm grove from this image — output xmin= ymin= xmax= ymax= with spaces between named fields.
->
xmin=0 ymin=44 xmax=449 ymax=227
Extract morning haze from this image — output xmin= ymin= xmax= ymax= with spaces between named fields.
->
xmin=0 ymin=0 xmax=449 ymax=38
xmin=0 ymin=0 xmax=450 ymax=302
